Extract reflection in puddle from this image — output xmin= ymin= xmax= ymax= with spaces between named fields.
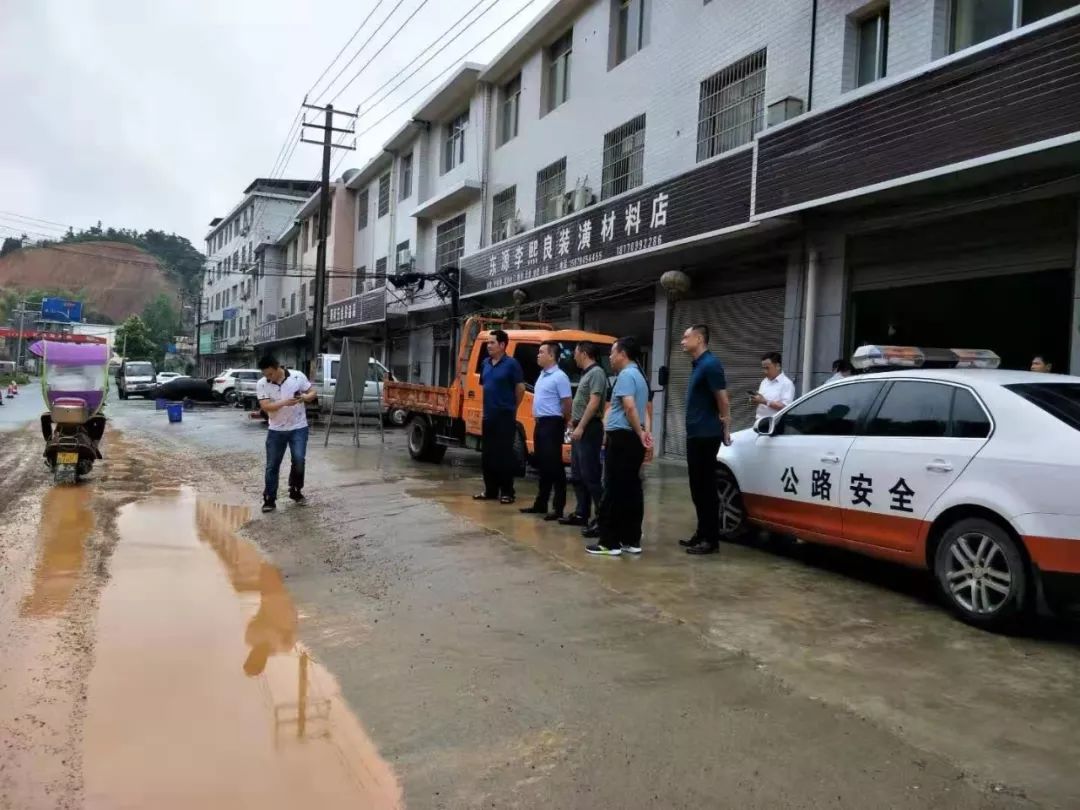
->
xmin=83 ymin=488 xmax=402 ymax=810
xmin=21 ymin=486 xmax=94 ymax=617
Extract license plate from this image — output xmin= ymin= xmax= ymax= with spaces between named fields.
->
xmin=57 ymin=452 xmax=78 ymax=465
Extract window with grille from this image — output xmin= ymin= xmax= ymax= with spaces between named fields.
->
xmin=355 ymin=266 xmax=366 ymax=295
xmin=396 ymin=240 xmax=411 ymax=270
xmin=357 ymin=188 xmax=369 ymax=230
xmin=696 ymin=50 xmax=766 ymax=162
xmin=499 ymin=74 xmax=521 ymax=145
xmin=375 ymin=256 xmax=387 ymax=289
xmin=443 ymin=110 xmax=469 ymax=173
xmin=491 ymin=186 xmax=517 ymax=243
xmin=546 ymin=31 xmax=572 ymax=112
xmin=535 ymin=158 xmax=567 ymax=226
xmin=856 ymin=7 xmax=889 ymax=88
xmin=399 ymin=153 xmax=413 ymax=200
xmin=378 ymin=173 xmax=391 ymax=217
xmin=299 ymin=283 xmax=307 ymax=311
xmin=601 ymin=114 xmax=646 ymax=199
xmin=436 ymin=214 xmax=466 ymax=273
xmin=290 ymin=293 xmax=296 ymax=314
xmin=613 ymin=0 xmax=649 ymax=66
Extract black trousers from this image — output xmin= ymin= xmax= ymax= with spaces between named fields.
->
xmin=570 ymin=419 xmax=603 ymax=520
xmin=481 ymin=411 xmax=517 ymax=498
xmin=597 ymin=430 xmax=646 ymax=548
xmin=686 ymin=436 xmax=723 ymax=543
xmin=532 ymin=416 xmax=567 ymax=514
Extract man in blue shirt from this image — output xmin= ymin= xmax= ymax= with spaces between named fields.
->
xmin=588 ymin=336 xmax=651 ymax=557
xmin=520 ymin=340 xmax=572 ymax=520
xmin=679 ymin=324 xmax=732 ymax=556
xmin=475 ymin=329 xmax=524 ymax=504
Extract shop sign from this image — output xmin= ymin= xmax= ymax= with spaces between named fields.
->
xmin=326 ymin=289 xmax=387 ymax=330
xmin=253 ymin=312 xmax=307 ymax=345
xmin=459 ymin=150 xmax=751 ymax=296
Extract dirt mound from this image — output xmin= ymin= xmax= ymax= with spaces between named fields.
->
xmin=0 ymin=241 xmax=178 ymax=323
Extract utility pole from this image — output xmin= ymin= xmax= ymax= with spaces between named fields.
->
xmin=195 ymin=270 xmax=204 ymax=374
xmin=300 ymin=102 xmax=356 ymax=379
xmin=13 ymin=300 xmax=34 ymax=373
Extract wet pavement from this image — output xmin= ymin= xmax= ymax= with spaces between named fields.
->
xmin=1 ymin=393 xmax=1078 ymax=808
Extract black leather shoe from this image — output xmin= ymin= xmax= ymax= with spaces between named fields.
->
xmin=686 ymin=541 xmax=719 ymax=555
xmin=558 ymin=514 xmax=588 ymax=527
xmin=520 ymin=506 xmax=547 ymax=514
xmin=581 ymin=524 xmax=601 ymax=539
xmin=543 ymin=512 xmax=563 ymax=522
xmin=678 ymin=535 xmax=700 ymax=548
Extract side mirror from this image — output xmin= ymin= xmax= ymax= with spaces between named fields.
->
xmin=754 ymin=416 xmax=775 ymax=435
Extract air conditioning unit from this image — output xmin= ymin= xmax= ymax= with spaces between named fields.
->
xmin=397 ymin=248 xmax=414 ymax=268
xmin=503 ymin=217 xmax=524 ymax=240
xmin=553 ymin=195 xmax=569 ymax=219
xmin=569 ymin=177 xmax=594 ymax=212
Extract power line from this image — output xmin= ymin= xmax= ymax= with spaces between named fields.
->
xmin=326 ymin=0 xmax=436 ymax=105
xmin=313 ymin=0 xmax=410 ymax=104
xmin=354 ymin=0 xmax=544 ymax=139
xmin=307 ymin=0 xmax=390 ymax=100
xmin=355 ymin=0 xmax=497 ymax=117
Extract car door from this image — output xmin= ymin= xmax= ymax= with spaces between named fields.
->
xmin=362 ymin=361 xmax=383 ymax=415
xmin=743 ymin=380 xmax=886 ymax=544
xmin=462 ymin=344 xmax=487 ymax=435
xmin=840 ymin=380 xmax=992 ymax=554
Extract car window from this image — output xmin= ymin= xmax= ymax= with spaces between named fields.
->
xmin=513 ymin=343 xmax=541 ymax=389
xmin=777 ymin=381 xmax=884 ymax=436
xmin=474 ymin=346 xmax=487 ymax=375
xmin=1005 ymin=383 xmax=1080 ymax=432
xmin=867 ymin=381 xmax=952 ymax=438
xmin=951 ymin=388 xmax=991 ymax=439
xmin=330 ymin=360 xmax=340 ymax=381
xmin=366 ymin=363 xmax=383 ymax=383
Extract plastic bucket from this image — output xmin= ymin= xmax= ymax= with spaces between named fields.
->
xmin=155 ymin=398 xmax=167 ymax=410
xmin=166 ymin=403 xmax=183 ymax=423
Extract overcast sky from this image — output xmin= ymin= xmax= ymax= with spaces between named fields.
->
xmin=0 ymin=0 xmax=539 ymax=248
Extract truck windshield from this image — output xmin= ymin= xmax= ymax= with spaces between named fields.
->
xmin=1005 ymin=383 xmax=1080 ymax=432
xmin=125 ymin=363 xmax=154 ymax=377
xmin=512 ymin=341 xmax=614 ymax=389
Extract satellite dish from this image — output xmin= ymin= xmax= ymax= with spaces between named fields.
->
xmin=341 ymin=168 xmax=360 ymax=183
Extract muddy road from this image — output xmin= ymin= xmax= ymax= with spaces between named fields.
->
xmin=2 ymin=393 xmax=1078 ymax=809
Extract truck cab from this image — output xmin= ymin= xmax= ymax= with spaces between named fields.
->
xmin=116 ymin=360 xmax=156 ymax=400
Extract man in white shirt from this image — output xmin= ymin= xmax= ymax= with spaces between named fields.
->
xmin=256 ymin=354 xmax=316 ymax=513
xmin=752 ymin=351 xmax=796 ymax=421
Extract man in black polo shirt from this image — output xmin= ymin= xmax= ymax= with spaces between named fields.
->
xmin=678 ymin=324 xmax=732 ymax=555
xmin=474 ymin=329 xmax=524 ymax=504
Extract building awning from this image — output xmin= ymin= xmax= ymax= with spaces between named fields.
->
xmin=411 ymin=179 xmax=482 ymax=221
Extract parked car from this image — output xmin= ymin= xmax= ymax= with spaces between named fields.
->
xmin=716 ymin=346 xmax=1080 ymax=631
xmin=211 ymin=369 xmax=261 ymax=404
xmin=155 ymin=377 xmax=216 ymax=402
xmin=116 ymin=361 xmax=156 ymax=399
xmin=312 ymin=353 xmax=406 ymax=425
xmin=156 ymin=371 xmax=185 ymax=385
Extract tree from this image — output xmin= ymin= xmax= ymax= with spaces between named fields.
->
xmin=114 ymin=315 xmax=159 ymax=364
xmin=1 ymin=237 xmax=21 ymax=257
xmin=142 ymin=294 xmax=179 ymax=347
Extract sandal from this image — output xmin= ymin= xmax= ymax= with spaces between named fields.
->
xmin=499 ymin=495 xmax=516 ymax=504
xmin=473 ymin=493 xmax=497 ymax=501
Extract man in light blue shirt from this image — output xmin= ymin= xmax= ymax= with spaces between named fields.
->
xmin=521 ymin=340 xmax=572 ymax=520
xmin=589 ymin=336 xmax=651 ymax=557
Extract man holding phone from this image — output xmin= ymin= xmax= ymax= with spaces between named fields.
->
xmin=257 ymin=354 xmax=317 ymax=513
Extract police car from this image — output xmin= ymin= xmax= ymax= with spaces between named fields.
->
xmin=716 ymin=346 xmax=1080 ymax=631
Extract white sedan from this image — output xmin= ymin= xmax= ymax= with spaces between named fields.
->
xmin=716 ymin=356 xmax=1080 ymax=631
xmin=156 ymin=371 xmax=186 ymax=385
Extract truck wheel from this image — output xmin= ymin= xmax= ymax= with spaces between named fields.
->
xmin=408 ymin=416 xmax=447 ymax=463
xmin=118 ymin=389 xmax=128 ymax=401
xmin=512 ymin=426 xmax=528 ymax=477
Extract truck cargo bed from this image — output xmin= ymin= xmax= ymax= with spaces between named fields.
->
xmin=383 ymin=381 xmax=451 ymax=416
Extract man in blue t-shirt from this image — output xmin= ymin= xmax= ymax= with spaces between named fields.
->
xmin=679 ymin=324 xmax=732 ymax=555
xmin=588 ymin=336 xmax=652 ymax=557
xmin=475 ymin=329 xmax=524 ymax=503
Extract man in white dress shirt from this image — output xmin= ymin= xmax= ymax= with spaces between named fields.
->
xmin=752 ymin=351 xmax=796 ymax=421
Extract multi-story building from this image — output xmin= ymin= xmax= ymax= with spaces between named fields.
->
xmin=322 ymin=0 xmax=1080 ymax=458
xmin=199 ymin=178 xmax=318 ymax=375
xmin=250 ymin=178 xmax=356 ymax=372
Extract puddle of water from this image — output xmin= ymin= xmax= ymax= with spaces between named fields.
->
xmin=20 ymin=485 xmax=94 ymax=617
xmin=82 ymin=487 xmax=403 ymax=810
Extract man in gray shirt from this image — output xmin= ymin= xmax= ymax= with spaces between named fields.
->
xmin=560 ymin=341 xmax=608 ymax=531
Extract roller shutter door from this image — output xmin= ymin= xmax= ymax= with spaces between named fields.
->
xmin=848 ymin=198 xmax=1076 ymax=291
xmin=664 ymin=287 xmax=786 ymax=458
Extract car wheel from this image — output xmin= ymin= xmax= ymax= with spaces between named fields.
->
xmin=716 ymin=466 xmax=747 ymax=539
xmin=118 ymin=389 xmax=127 ymax=400
xmin=407 ymin=416 xmax=447 ymax=463
xmin=934 ymin=517 xmax=1029 ymax=631
xmin=387 ymin=407 xmax=408 ymax=427
xmin=223 ymin=387 xmax=238 ymax=405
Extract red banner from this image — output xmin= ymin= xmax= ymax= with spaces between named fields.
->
xmin=0 ymin=327 xmax=107 ymax=344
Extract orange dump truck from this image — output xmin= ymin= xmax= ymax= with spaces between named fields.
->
xmin=383 ymin=316 xmax=621 ymax=473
